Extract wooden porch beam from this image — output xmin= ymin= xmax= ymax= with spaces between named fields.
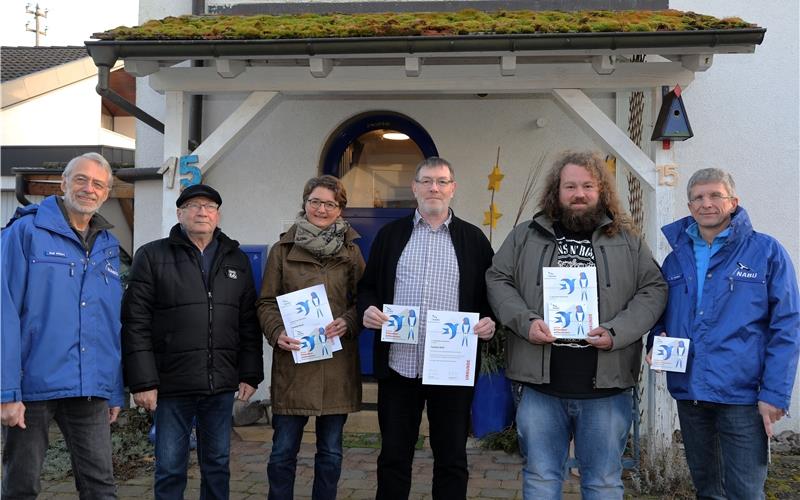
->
xmin=552 ymin=88 xmax=657 ymax=188
xmin=191 ymin=91 xmax=279 ymax=176
xmin=149 ymin=61 xmax=695 ymax=94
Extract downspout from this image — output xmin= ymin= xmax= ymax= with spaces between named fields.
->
xmin=189 ymin=0 xmax=206 ymax=150
xmin=15 ymin=174 xmax=31 ymax=206
xmin=96 ymin=64 xmax=165 ymax=134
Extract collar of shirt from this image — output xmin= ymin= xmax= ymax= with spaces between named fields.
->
xmin=413 ymin=208 xmax=453 ymax=229
xmin=686 ymin=222 xmax=730 ymax=250
xmin=686 ymin=222 xmax=730 ymax=306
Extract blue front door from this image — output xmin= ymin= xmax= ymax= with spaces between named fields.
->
xmin=345 ymin=207 xmax=414 ymax=375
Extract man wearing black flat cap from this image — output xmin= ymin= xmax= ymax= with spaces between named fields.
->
xmin=122 ymin=184 xmax=263 ymax=499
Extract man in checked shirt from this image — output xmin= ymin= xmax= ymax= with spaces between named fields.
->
xmin=358 ymin=156 xmax=496 ymax=500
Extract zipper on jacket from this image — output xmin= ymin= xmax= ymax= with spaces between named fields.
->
xmin=599 ymin=246 xmax=611 ymax=287
xmin=207 ymin=289 xmax=215 ymax=392
xmin=729 ymin=277 xmax=734 ymax=292
xmin=69 ymin=262 xmax=75 ymax=277
xmin=535 ymin=245 xmax=549 ymax=287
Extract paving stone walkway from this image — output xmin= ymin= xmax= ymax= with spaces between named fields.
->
xmin=36 ymin=424 xmax=585 ymax=499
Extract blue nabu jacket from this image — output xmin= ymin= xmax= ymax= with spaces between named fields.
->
xmin=651 ymin=206 xmax=800 ymax=410
xmin=1 ymin=196 xmax=124 ymax=407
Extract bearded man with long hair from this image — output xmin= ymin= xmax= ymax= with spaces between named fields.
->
xmin=486 ymin=151 xmax=667 ymax=500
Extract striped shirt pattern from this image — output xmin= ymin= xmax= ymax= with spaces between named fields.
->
xmin=389 ymin=210 xmax=460 ymax=378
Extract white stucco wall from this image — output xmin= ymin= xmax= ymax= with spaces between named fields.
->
xmin=199 ymin=94 xmax=615 ymax=249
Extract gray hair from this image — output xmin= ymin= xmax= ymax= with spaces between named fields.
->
xmin=414 ymin=156 xmax=455 ymax=181
xmin=63 ymin=152 xmax=114 ymax=188
xmin=686 ymin=168 xmax=736 ymax=199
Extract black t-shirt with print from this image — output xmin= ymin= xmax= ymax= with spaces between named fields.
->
xmin=530 ymin=222 xmax=623 ymax=399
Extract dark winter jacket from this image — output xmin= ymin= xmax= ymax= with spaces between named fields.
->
xmin=122 ymin=224 xmax=263 ymax=397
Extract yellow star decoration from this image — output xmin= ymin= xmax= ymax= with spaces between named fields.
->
xmin=487 ymin=164 xmax=505 ymax=191
xmin=483 ymin=203 xmax=502 ymax=229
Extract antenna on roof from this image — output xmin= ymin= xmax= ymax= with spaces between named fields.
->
xmin=25 ymin=3 xmax=48 ymax=47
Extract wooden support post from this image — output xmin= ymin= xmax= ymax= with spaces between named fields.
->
xmin=162 ymin=91 xmax=190 ymax=237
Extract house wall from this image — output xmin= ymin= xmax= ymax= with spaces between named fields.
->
xmin=1 ymin=77 xmax=133 ymax=149
xmin=198 ymin=94 xmax=615 ymax=249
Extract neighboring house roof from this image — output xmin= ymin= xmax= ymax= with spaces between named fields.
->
xmin=1 ymin=46 xmax=89 ymax=82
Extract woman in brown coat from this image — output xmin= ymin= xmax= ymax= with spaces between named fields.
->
xmin=257 ymin=175 xmax=365 ymax=500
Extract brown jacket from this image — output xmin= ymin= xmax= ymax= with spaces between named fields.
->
xmin=257 ymin=225 xmax=365 ymax=416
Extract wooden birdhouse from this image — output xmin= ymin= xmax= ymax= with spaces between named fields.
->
xmin=651 ymin=84 xmax=694 ymax=143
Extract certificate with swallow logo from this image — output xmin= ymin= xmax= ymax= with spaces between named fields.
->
xmin=277 ymin=283 xmax=342 ymax=363
xmin=422 ymin=310 xmax=479 ymax=387
xmin=380 ymin=305 xmax=420 ymax=344
xmin=650 ymin=336 xmax=690 ymax=373
xmin=542 ymin=266 xmax=598 ymax=339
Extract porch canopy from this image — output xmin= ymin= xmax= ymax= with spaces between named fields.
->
xmin=84 ymin=9 xmax=764 ymax=236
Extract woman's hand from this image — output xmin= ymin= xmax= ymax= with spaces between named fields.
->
xmin=325 ymin=317 xmax=349 ymax=338
xmin=277 ymin=330 xmax=302 ymax=351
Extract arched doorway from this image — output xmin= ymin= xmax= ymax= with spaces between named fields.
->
xmin=320 ymin=111 xmax=438 ymax=374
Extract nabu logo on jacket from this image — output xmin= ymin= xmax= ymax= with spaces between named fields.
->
xmin=226 ymin=268 xmax=238 ymax=279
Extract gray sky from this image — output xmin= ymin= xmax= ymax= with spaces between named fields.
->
xmin=1 ymin=0 xmax=138 ymax=47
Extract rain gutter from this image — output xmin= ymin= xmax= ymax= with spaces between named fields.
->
xmin=95 ymin=64 xmax=165 ymax=134
xmin=85 ymin=28 xmax=765 ymax=63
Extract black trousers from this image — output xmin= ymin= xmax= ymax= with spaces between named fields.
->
xmin=376 ymin=369 xmax=475 ymax=500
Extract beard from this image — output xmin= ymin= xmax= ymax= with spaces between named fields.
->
xmin=63 ymin=189 xmax=102 ymax=215
xmin=560 ymin=202 xmax=606 ymax=233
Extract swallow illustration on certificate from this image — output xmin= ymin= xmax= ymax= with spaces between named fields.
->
xmin=380 ymin=305 xmax=420 ymax=344
xmin=290 ymin=325 xmax=334 ymax=363
xmin=650 ymin=336 xmax=690 ymax=373
xmin=277 ymin=283 xmax=342 ymax=363
xmin=542 ymin=266 xmax=598 ymax=339
xmin=422 ymin=310 xmax=479 ymax=387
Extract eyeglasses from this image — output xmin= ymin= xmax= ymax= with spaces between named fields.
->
xmin=181 ymin=202 xmax=219 ymax=212
xmin=71 ymin=174 xmax=109 ymax=192
xmin=689 ymin=193 xmax=735 ymax=206
xmin=415 ymin=178 xmax=454 ymax=188
xmin=306 ymin=198 xmax=339 ymax=211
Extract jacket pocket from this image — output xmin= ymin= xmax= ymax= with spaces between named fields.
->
xmin=31 ymin=257 xmax=78 ymax=278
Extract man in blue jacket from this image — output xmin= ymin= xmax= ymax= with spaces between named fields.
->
xmin=1 ymin=152 xmax=124 ymax=498
xmin=650 ymin=167 xmax=799 ymax=499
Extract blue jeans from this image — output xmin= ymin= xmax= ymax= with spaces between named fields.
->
xmin=1 ymin=397 xmax=116 ymax=500
xmin=516 ymin=386 xmax=632 ymax=500
xmin=267 ymin=414 xmax=347 ymax=500
xmin=154 ymin=392 xmax=235 ymax=500
xmin=677 ymin=400 xmax=767 ymax=500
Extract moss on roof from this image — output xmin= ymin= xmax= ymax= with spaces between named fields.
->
xmin=93 ymin=9 xmax=756 ymax=41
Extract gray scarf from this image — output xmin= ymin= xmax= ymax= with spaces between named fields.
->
xmin=294 ymin=216 xmax=349 ymax=260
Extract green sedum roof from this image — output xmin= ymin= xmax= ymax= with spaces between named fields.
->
xmin=93 ymin=9 xmax=756 ymax=41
